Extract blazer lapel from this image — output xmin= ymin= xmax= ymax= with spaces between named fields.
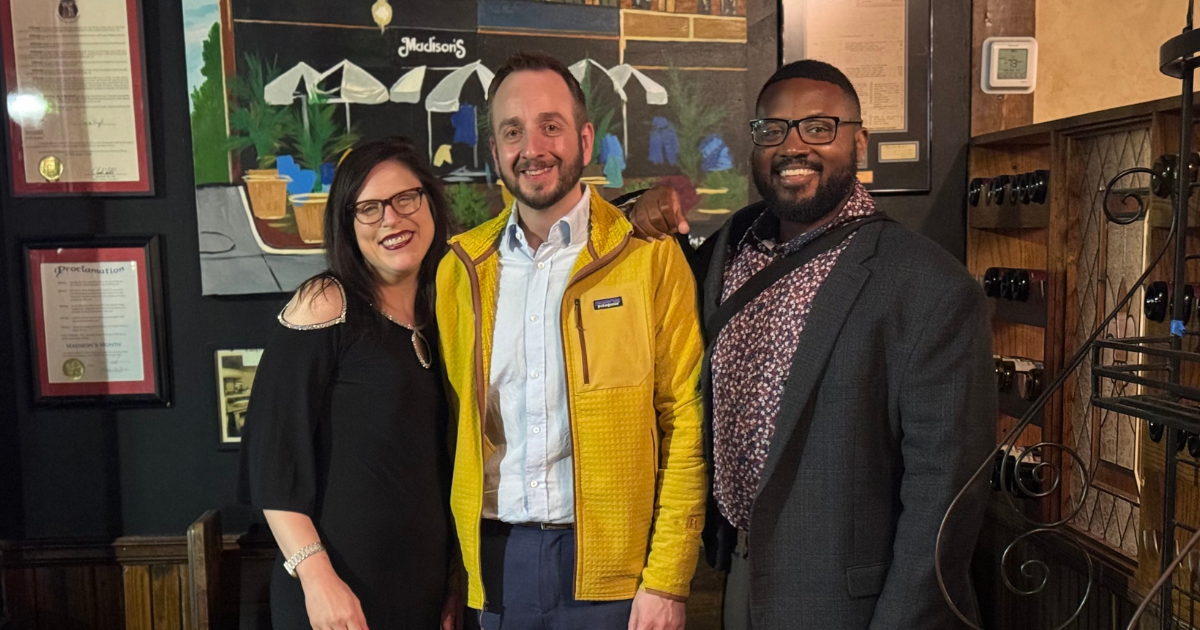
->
xmin=754 ymin=222 xmax=883 ymax=498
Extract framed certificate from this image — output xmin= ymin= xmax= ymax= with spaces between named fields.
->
xmin=23 ymin=236 xmax=170 ymax=406
xmin=780 ymin=0 xmax=931 ymax=193
xmin=1 ymin=0 xmax=153 ymax=195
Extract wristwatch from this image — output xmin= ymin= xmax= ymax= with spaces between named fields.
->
xmin=284 ymin=542 xmax=326 ymax=578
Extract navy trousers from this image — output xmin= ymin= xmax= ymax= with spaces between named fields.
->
xmin=465 ymin=520 xmax=633 ymax=630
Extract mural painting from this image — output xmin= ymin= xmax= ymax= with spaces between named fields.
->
xmin=182 ymin=0 xmax=751 ymax=295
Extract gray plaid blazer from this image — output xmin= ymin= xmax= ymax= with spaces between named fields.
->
xmin=690 ymin=204 xmax=996 ymax=630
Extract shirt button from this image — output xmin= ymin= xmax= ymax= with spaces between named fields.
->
xmin=530 ymin=315 xmax=539 ymax=322
xmin=530 ymin=481 xmax=539 ymax=488
xmin=532 ymin=426 xmax=541 ymax=434
xmin=531 ymin=371 xmax=539 ymax=379
xmin=537 ymin=262 xmax=546 ymax=269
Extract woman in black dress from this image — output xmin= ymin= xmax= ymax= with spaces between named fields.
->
xmin=240 ymin=138 xmax=459 ymax=629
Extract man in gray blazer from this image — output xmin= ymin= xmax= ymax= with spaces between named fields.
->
xmin=626 ymin=59 xmax=996 ymax=629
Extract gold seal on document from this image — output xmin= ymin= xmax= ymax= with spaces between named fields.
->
xmin=63 ymin=358 xmax=85 ymax=380
xmin=39 ymin=156 xmax=63 ymax=182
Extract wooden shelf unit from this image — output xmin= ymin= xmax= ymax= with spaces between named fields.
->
xmin=969 ymin=97 xmax=1200 ymax=621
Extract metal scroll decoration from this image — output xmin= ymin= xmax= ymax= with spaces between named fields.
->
xmin=937 ymin=5 xmax=1200 ymax=628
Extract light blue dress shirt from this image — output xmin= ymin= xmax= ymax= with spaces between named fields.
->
xmin=483 ymin=187 xmax=591 ymax=524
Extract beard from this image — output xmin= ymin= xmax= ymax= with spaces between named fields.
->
xmin=753 ymin=148 xmax=858 ymax=226
xmin=500 ymin=141 xmax=585 ymax=211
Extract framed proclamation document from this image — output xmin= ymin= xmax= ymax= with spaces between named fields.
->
xmin=23 ymin=236 xmax=170 ymax=406
xmin=780 ymin=0 xmax=931 ymax=193
xmin=1 ymin=0 xmax=153 ymax=195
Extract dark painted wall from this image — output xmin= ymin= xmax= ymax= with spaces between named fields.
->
xmin=0 ymin=0 xmax=271 ymax=538
xmin=0 ymin=0 xmax=969 ymax=540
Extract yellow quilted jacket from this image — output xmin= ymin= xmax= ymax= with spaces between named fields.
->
xmin=435 ymin=188 xmax=706 ymax=608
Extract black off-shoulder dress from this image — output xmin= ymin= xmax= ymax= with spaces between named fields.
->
xmin=239 ymin=286 xmax=450 ymax=629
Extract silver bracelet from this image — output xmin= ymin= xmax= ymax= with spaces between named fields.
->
xmin=283 ymin=542 xmax=326 ymax=578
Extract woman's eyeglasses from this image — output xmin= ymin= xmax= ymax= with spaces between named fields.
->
xmin=352 ymin=187 xmax=425 ymax=225
xmin=749 ymin=116 xmax=862 ymax=147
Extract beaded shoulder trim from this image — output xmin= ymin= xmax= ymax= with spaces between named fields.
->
xmin=277 ymin=278 xmax=348 ymax=330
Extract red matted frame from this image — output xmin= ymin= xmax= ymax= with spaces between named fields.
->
xmin=23 ymin=236 xmax=171 ymax=406
xmin=1 ymin=0 xmax=154 ymax=196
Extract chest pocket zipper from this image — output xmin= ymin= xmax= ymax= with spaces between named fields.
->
xmin=574 ymin=298 xmax=590 ymax=385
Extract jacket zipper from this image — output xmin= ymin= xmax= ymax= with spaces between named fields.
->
xmin=559 ymin=232 xmax=631 ymax=599
xmin=574 ymin=299 xmax=590 ymax=385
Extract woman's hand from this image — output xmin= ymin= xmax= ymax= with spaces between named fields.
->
xmin=440 ymin=586 xmax=464 ymax=630
xmin=298 ymin=554 xmax=370 ymax=630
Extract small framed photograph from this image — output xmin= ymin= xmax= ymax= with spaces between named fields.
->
xmin=22 ymin=235 xmax=170 ymax=406
xmin=214 ymin=348 xmax=263 ymax=448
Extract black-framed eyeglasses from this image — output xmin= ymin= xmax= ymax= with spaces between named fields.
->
xmin=749 ymin=116 xmax=863 ymax=147
xmin=352 ymin=187 xmax=425 ymax=225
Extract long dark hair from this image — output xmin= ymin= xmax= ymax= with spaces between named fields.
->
xmin=297 ymin=137 xmax=451 ymax=336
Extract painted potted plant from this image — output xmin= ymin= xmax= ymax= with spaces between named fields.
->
xmin=288 ymin=95 xmax=359 ymax=244
xmin=229 ymin=54 xmax=293 ymax=220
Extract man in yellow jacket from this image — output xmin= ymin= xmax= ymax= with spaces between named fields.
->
xmin=436 ymin=50 xmax=706 ymax=630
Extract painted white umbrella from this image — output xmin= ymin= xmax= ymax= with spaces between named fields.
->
xmin=263 ymin=62 xmax=322 ymax=128
xmin=608 ymin=64 xmax=668 ymax=159
xmin=389 ymin=66 xmax=427 ymax=104
xmin=568 ymin=61 xmax=668 ymax=159
xmin=263 ymin=60 xmax=389 ymax=130
xmin=264 ymin=61 xmax=322 ymax=106
xmin=569 ymin=58 xmax=628 ymax=102
xmin=423 ymin=60 xmax=494 ymax=162
xmin=315 ymin=60 xmax=390 ymax=129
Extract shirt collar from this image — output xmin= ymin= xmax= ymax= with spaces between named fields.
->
xmin=741 ymin=179 xmax=875 ymax=255
xmin=504 ymin=184 xmax=592 ymax=253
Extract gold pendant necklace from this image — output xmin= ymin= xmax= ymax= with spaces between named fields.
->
xmin=374 ymin=307 xmax=431 ymax=369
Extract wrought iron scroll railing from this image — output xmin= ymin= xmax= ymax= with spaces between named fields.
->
xmin=937 ymin=4 xmax=1200 ymax=628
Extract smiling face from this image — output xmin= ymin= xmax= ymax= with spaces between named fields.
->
xmin=352 ymin=160 xmax=434 ymax=286
xmin=752 ymin=77 xmax=869 ymax=228
xmin=490 ymin=69 xmax=593 ymax=211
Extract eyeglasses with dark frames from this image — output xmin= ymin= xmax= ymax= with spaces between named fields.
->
xmin=749 ymin=116 xmax=863 ymax=147
xmin=352 ymin=187 xmax=425 ymax=225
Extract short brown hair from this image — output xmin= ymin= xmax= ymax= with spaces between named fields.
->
xmin=486 ymin=50 xmax=589 ymax=134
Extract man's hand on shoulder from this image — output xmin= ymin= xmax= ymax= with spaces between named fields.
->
xmin=627 ymin=589 xmax=685 ymax=630
xmin=627 ymin=185 xmax=688 ymax=241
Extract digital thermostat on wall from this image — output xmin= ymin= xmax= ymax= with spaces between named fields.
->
xmin=981 ymin=37 xmax=1038 ymax=94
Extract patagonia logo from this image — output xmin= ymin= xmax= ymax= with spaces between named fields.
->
xmin=593 ymin=297 xmax=623 ymax=310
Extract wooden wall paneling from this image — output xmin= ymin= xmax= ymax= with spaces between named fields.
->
xmin=149 ymin=564 xmax=183 ymax=630
xmin=179 ymin=565 xmax=192 ymax=630
xmin=94 ymin=565 xmax=126 ymax=630
xmin=63 ymin=565 xmax=97 ymax=628
xmin=3 ymin=568 xmax=38 ymax=628
xmin=971 ymin=0 xmax=1035 ymax=136
xmin=123 ymin=565 xmax=152 ymax=630
xmin=0 ymin=528 xmax=279 ymax=630
xmin=32 ymin=567 xmax=66 ymax=629
xmin=972 ymin=498 xmax=1147 ymax=628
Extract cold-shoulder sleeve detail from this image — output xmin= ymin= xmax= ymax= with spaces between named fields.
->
xmin=278 ymin=278 xmax=348 ymax=330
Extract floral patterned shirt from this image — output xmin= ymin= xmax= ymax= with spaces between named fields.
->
xmin=712 ymin=181 xmax=877 ymax=530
